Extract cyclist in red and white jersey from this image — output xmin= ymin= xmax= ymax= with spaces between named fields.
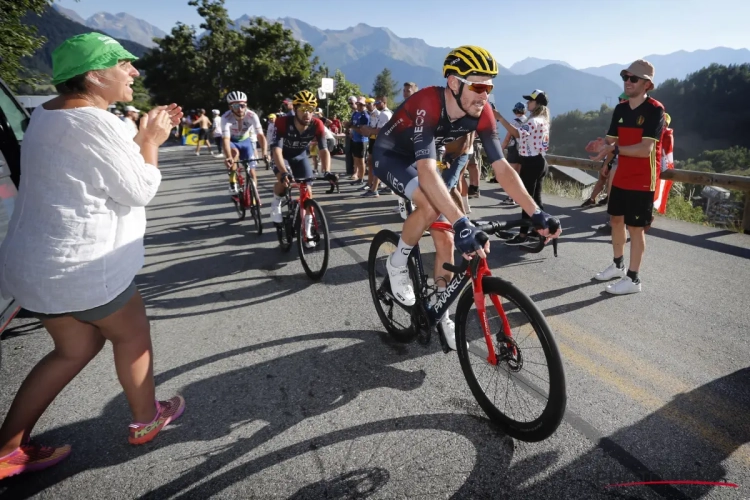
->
xmin=221 ymin=91 xmax=267 ymax=197
xmin=372 ymin=45 xmax=561 ymax=347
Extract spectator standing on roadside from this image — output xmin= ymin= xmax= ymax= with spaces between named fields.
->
xmin=192 ymin=109 xmax=212 ymax=156
xmin=211 ymin=109 xmax=223 ymax=156
xmin=495 ymin=89 xmax=551 ymax=245
xmin=0 ymin=33 xmax=185 ymax=480
xmin=403 ymin=82 xmax=418 ymax=100
xmin=587 ymin=59 xmax=665 ymax=295
xmin=123 ymin=105 xmax=139 ymax=137
xmin=350 ymin=97 xmax=370 ymax=184
xmin=344 ymin=96 xmax=357 ymax=178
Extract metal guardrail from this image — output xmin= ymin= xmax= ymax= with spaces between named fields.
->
xmin=545 ymin=154 xmax=750 ymax=234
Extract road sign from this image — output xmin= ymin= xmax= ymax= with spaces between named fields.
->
xmin=321 ymin=77 xmax=334 ymax=93
xmin=317 ymin=88 xmax=327 ymax=100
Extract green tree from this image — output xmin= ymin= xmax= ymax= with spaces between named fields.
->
xmin=139 ymin=0 xmax=319 ymax=116
xmin=0 ymin=0 xmax=56 ymax=89
xmin=372 ymin=68 xmax=399 ymax=103
xmin=326 ymin=69 xmax=362 ymax=121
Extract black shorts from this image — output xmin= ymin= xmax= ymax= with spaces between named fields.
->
xmin=272 ymin=153 xmax=314 ymax=181
xmin=372 ymin=145 xmax=468 ymax=201
xmin=198 ymin=129 xmax=209 ymax=141
xmin=607 ymin=186 xmax=654 ymax=227
xmin=506 ymin=145 xmax=520 ymax=164
xmin=367 ymin=138 xmax=376 ymax=155
xmin=351 ymin=141 xmax=366 ymax=159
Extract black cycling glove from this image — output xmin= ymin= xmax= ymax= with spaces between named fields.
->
xmin=453 ymin=217 xmax=486 ymax=255
xmin=530 ymin=209 xmax=553 ymax=230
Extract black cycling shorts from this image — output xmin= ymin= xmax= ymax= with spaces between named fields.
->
xmin=607 ymin=186 xmax=654 ymax=227
xmin=272 ymin=152 xmax=314 ymax=181
xmin=372 ymin=144 xmax=468 ymax=201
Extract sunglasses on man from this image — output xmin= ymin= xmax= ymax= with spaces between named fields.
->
xmin=296 ymin=105 xmax=315 ymax=113
xmin=453 ymin=76 xmax=494 ymax=95
xmin=620 ymin=74 xmax=644 ymax=83
xmin=230 ymin=103 xmax=247 ymax=110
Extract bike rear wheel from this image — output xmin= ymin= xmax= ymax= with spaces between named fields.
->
xmin=367 ymin=230 xmax=417 ymax=343
xmin=246 ymin=176 xmax=262 ymax=235
xmin=297 ymin=199 xmax=330 ymax=280
xmin=454 ymin=276 xmax=566 ymax=442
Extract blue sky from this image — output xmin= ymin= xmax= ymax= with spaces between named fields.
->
xmin=56 ymin=0 xmax=749 ymax=68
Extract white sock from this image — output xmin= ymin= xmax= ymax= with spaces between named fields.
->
xmin=305 ymin=213 xmax=313 ymax=235
xmin=390 ymin=238 xmax=413 ymax=267
xmin=271 ymin=195 xmax=282 ymax=210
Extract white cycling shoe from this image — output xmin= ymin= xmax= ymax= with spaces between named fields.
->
xmin=386 ymin=254 xmax=415 ymax=306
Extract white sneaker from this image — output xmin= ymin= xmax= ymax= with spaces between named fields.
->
xmin=440 ymin=316 xmax=457 ymax=350
xmin=270 ymin=199 xmax=283 ymax=224
xmin=606 ymin=277 xmax=642 ymax=295
xmin=594 ymin=263 xmax=626 ymax=281
xmin=229 ymin=183 xmax=239 ymax=195
xmin=386 ymin=254 xmax=415 ymax=306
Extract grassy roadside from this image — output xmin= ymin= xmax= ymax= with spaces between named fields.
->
xmin=541 ymin=178 xmax=745 ymax=232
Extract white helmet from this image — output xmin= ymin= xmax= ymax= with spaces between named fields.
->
xmin=226 ymin=91 xmax=247 ymax=103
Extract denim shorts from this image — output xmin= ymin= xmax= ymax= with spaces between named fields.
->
xmin=29 ymin=281 xmax=138 ymax=323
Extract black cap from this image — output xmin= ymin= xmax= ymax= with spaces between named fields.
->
xmin=522 ymin=89 xmax=548 ymax=106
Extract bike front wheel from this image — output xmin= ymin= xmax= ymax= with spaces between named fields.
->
xmin=297 ymin=199 xmax=330 ymax=280
xmin=367 ymin=230 xmax=417 ymax=343
xmin=246 ymin=177 xmax=262 ymax=235
xmin=454 ymin=276 xmax=566 ymax=442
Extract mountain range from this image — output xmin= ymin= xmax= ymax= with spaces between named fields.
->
xmin=45 ymin=6 xmax=750 ymax=114
xmin=22 ymin=7 xmax=150 ymax=76
xmin=53 ymin=4 xmax=166 ymax=47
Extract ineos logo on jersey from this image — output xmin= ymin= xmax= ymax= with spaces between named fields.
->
xmin=459 ymin=228 xmax=472 ymax=239
xmin=414 ymin=109 xmax=426 ymax=134
xmin=386 ymin=172 xmax=405 ymax=193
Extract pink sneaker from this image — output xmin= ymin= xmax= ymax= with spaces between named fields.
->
xmin=0 ymin=442 xmax=72 ymax=480
xmin=128 ymin=395 xmax=186 ymax=445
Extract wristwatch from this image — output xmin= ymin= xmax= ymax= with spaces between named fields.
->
xmin=612 ymin=144 xmax=620 ymax=156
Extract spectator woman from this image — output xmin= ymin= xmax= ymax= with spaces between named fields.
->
xmin=0 ymin=33 xmax=185 ymax=479
xmin=494 ymin=90 xmax=551 ymax=244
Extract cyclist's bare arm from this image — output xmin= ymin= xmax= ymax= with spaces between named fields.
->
xmin=416 ymin=158 xmax=464 ymax=224
xmin=271 ymin=146 xmax=288 ymax=176
xmin=257 ymin=133 xmax=268 ymax=159
xmin=319 ymin=148 xmax=331 ymax=172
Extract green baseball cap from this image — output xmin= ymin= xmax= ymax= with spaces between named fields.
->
xmin=51 ymin=32 xmax=138 ymax=85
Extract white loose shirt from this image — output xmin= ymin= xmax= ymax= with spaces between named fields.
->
xmin=0 ymin=105 xmax=162 ymax=314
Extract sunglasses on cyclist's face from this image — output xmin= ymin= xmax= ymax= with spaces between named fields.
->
xmin=620 ymin=73 xmax=643 ymax=84
xmin=454 ymin=76 xmax=494 ymax=95
xmin=230 ymin=103 xmax=247 ymax=110
xmin=296 ymin=105 xmax=315 ymax=114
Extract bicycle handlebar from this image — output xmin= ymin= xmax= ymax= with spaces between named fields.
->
xmin=441 ymin=217 xmax=560 ymax=275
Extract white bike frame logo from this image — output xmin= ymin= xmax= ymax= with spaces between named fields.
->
xmin=434 ymin=273 xmax=463 ymax=312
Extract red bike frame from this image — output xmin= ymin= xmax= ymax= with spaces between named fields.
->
xmin=429 ymin=220 xmax=513 ymax=367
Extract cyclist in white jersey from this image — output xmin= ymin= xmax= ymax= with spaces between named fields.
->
xmin=222 ymin=91 xmax=267 ymax=197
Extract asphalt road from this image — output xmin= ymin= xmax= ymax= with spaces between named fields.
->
xmin=1 ymin=147 xmax=749 ymax=499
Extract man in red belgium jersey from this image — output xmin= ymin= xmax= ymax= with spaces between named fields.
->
xmin=588 ymin=59 xmax=665 ymax=295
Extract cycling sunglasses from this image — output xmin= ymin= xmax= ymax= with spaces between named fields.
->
xmin=454 ymin=76 xmax=494 ymax=95
xmin=296 ymin=105 xmax=316 ymax=113
xmin=620 ymin=73 xmax=643 ymax=83
xmin=230 ymin=102 xmax=247 ymax=110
